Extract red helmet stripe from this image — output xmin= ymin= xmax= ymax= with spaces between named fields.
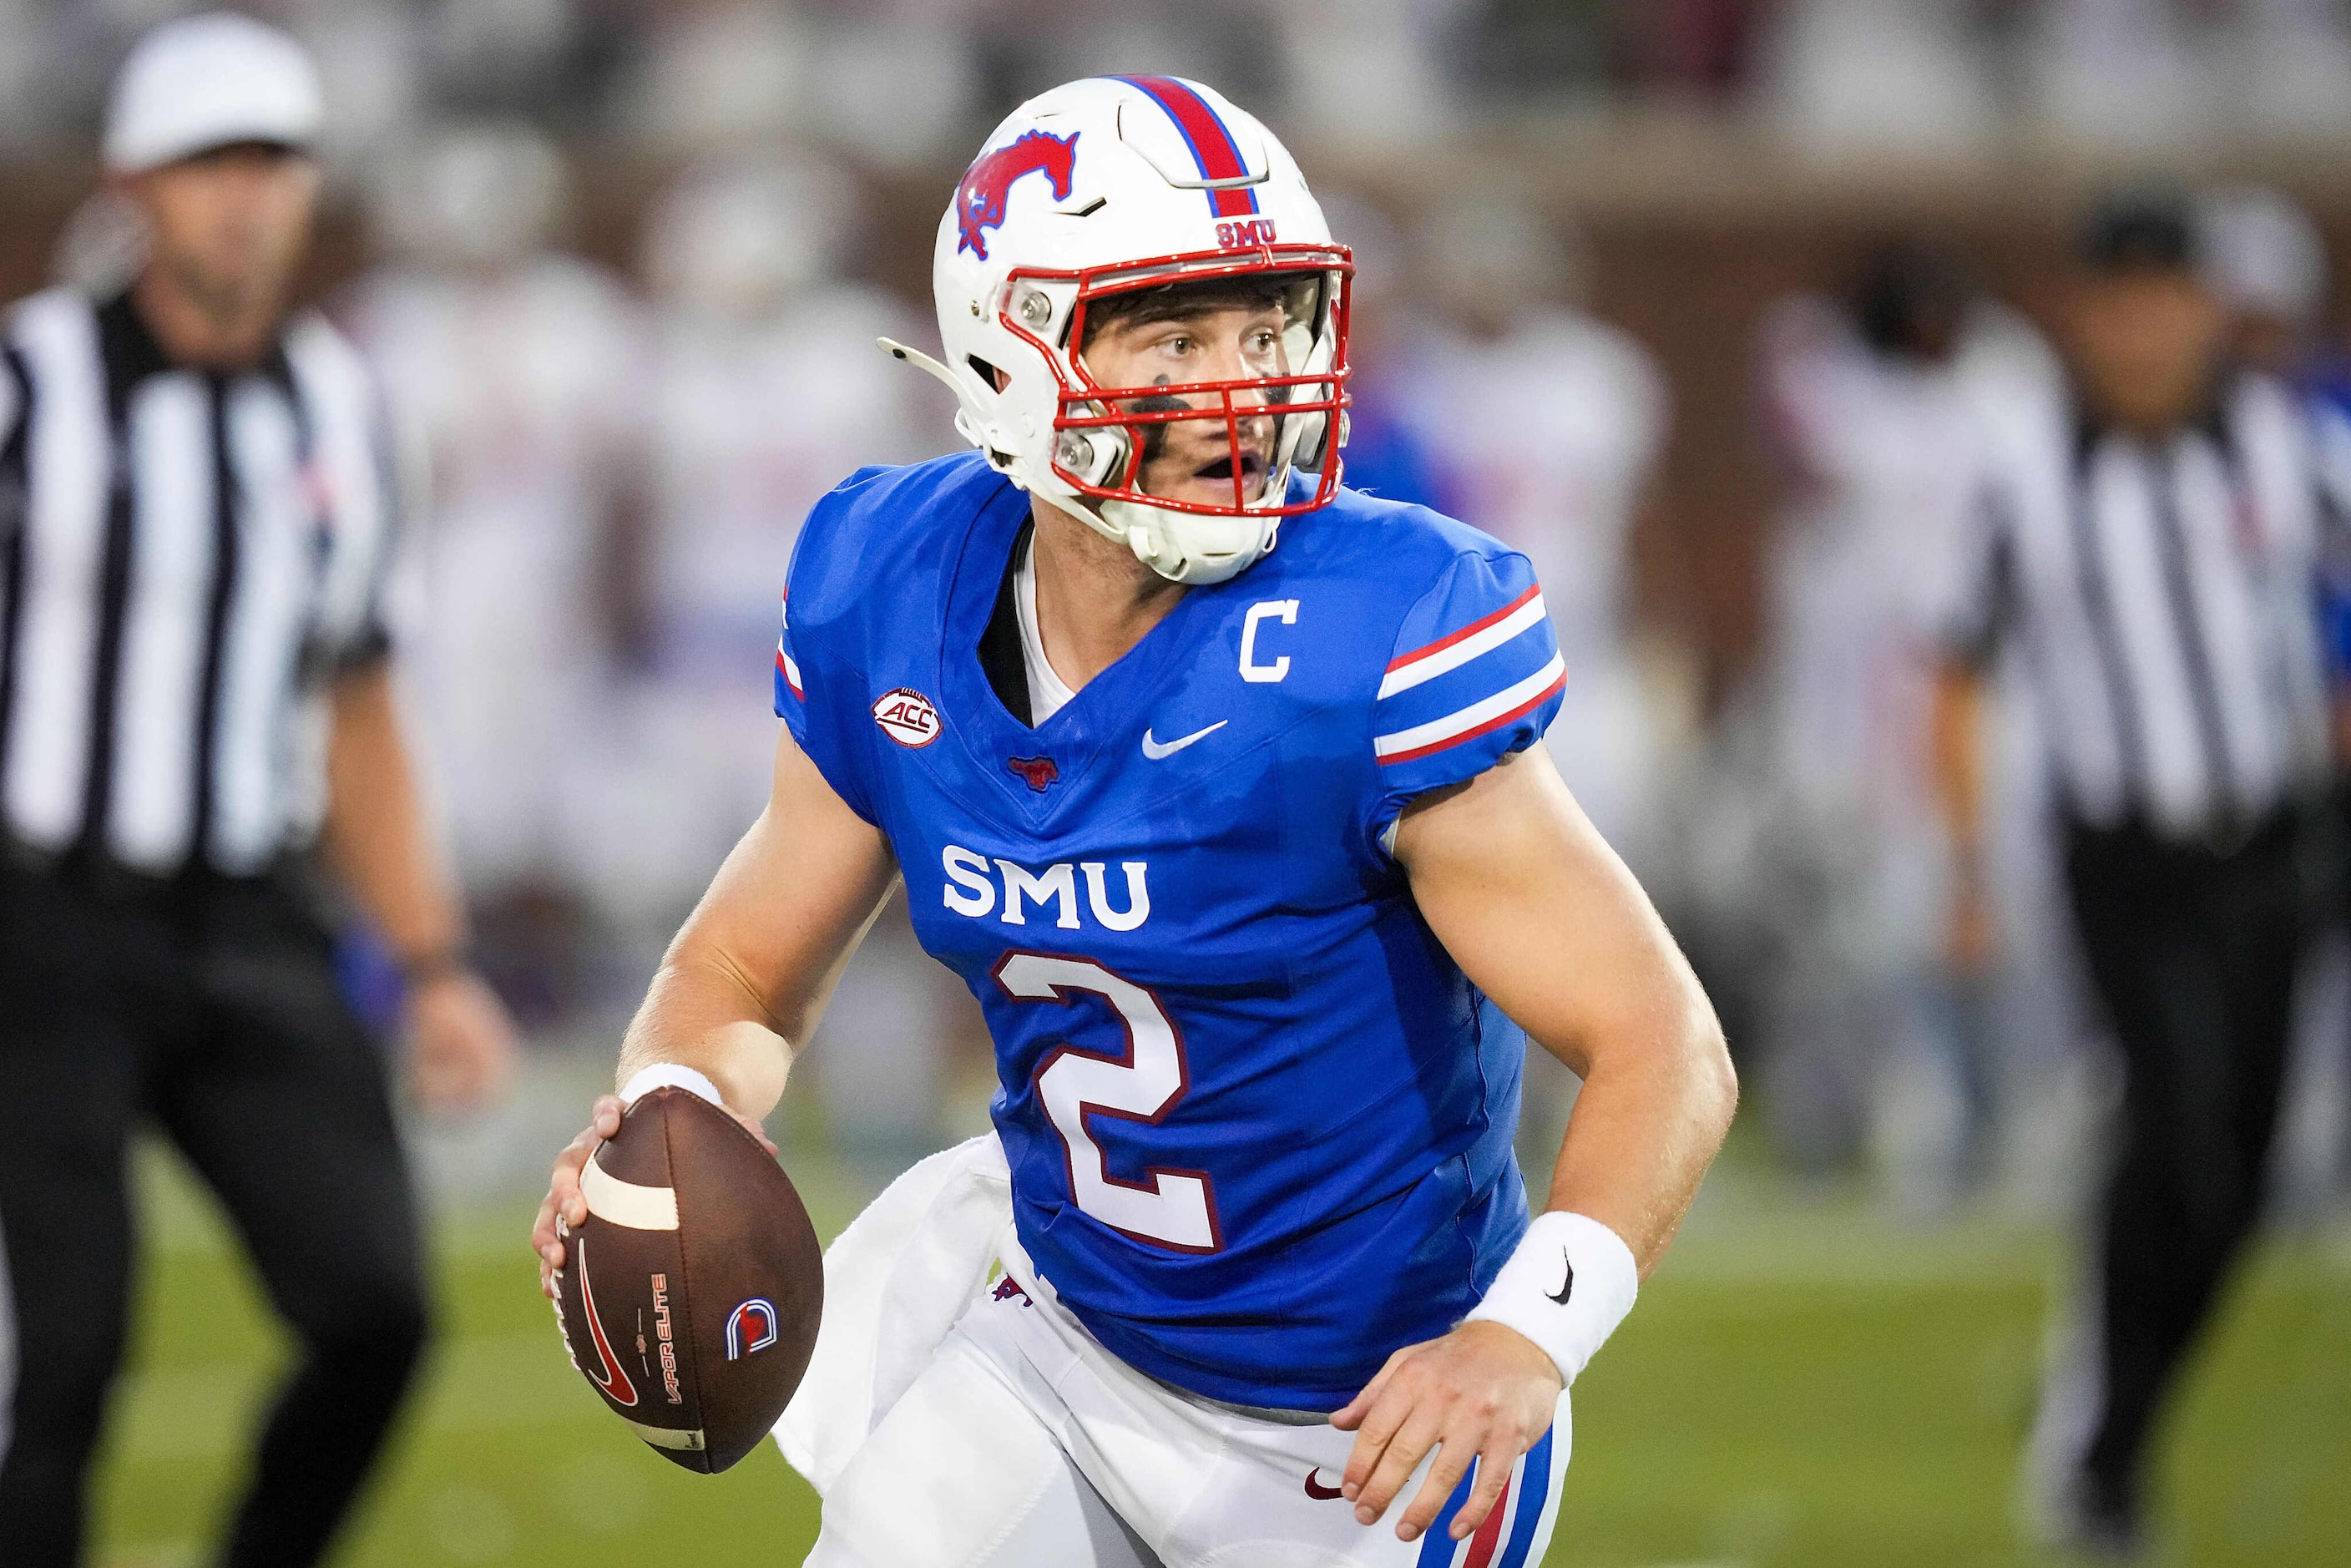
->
xmin=1112 ymin=75 xmax=1261 ymax=219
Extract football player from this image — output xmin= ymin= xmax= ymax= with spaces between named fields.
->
xmin=534 ymin=76 xmax=1735 ymax=1566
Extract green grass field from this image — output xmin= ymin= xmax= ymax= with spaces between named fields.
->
xmin=90 ymin=1142 xmax=2351 ymax=1568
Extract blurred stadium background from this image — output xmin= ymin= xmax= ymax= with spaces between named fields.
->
xmin=3 ymin=0 xmax=2348 ymax=1564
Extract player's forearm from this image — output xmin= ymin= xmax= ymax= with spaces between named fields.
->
xmin=322 ymin=662 xmax=468 ymax=968
xmin=1394 ymin=746 xmax=1735 ymax=1275
xmin=616 ymin=950 xmax=796 ymax=1120
xmin=1541 ymin=990 xmax=1735 ymax=1277
xmin=614 ymin=872 xmax=870 ymax=1122
xmin=614 ymin=736 xmax=899 ymax=1118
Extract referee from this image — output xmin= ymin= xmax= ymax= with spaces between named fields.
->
xmin=0 ymin=15 xmax=515 ymax=1565
xmin=1935 ymin=188 xmax=2333 ymax=1557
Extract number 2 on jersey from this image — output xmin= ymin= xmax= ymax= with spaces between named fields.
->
xmin=994 ymin=953 xmax=1221 ymax=1252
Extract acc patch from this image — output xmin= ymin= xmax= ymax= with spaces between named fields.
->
xmin=872 ymin=687 xmax=942 ymax=747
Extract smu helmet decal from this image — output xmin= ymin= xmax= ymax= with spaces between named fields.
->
xmin=956 ymin=129 xmax=1080 ymax=260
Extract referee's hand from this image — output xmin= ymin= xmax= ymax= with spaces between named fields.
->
xmin=405 ymin=970 xmax=518 ymax=1114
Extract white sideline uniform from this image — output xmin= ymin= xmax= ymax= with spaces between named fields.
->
xmin=777 ymin=1138 xmax=1572 ymax=1568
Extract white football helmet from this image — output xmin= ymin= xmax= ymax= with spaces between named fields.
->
xmin=884 ymin=75 xmax=1352 ymax=585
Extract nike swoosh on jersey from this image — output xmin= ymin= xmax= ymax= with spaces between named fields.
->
xmin=1140 ymin=720 xmax=1227 ymax=760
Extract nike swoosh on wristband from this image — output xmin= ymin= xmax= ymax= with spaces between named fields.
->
xmin=1548 ymin=1252 xmax=1575 ymax=1307
xmin=1140 ymin=720 xmax=1226 ymax=760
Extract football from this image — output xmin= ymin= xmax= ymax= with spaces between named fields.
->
xmin=550 ymin=1085 xmax=824 ymax=1472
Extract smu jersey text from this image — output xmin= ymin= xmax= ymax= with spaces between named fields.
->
xmin=776 ymin=452 xmax=1565 ymax=1410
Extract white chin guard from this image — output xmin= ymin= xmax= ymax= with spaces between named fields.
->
xmin=1097 ymin=496 xmax=1279 ymax=586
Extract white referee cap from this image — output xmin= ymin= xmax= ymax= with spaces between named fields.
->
xmin=104 ymin=13 xmax=323 ymax=175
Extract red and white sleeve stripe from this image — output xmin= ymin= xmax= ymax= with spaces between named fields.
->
xmin=1374 ymin=652 xmax=1566 ymax=765
xmin=776 ymin=594 xmax=804 ymax=701
xmin=1373 ymin=581 xmax=1563 ymax=768
xmin=1378 ymin=585 xmax=1549 ymax=700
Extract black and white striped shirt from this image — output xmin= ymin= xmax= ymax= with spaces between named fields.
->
xmin=0 ymin=286 xmax=396 ymax=878
xmin=1951 ymin=368 xmax=2334 ymax=840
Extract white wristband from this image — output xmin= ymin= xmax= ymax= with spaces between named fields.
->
xmin=1464 ymin=1211 xmax=1639 ymax=1386
xmin=618 ymin=1063 xmax=726 ymax=1110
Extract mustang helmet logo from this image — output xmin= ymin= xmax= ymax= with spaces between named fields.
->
xmin=957 ymin=130 xmax=1080 ymax=260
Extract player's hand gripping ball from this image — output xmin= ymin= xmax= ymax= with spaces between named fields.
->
xmin=549 ymin=1087 xmax=823 ymax=1471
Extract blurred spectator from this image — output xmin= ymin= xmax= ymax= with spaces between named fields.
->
xmin=620 ymin=0 xmax=973 ymax=167
xmin=1450 ymin=0 xmax=1610 ymax=104
xmin=586 ymin=149 xmax=930 ymax=928
xmin=1397 ymin=189 xmax=1671 ymax=1181
xmin=802 ymin=12 xmax=978 ymax=169
xmin=1621 ymin=0 xmax=1772 ymax=98
xmin=1935 ymin=186 xmax=2339 ymax=1557
xmin=1400 ymin=191 xmax=1667 ymax=855
xmin=622 ymin=0 xmax=810 ymax=154
xmin=346 ymin=119 xmax=648 ymax=1009
xmin=1761 ymin=0 xmax=1999 ymax=155
xmin=423 ymin=0 xmax=578 ymax=110
xmin=1313 ymin=190 xmax=1447 ymax=512
xmin=603 ymin=149 xmax=956 ymax=1172
xmin=965 ymin=0 xmax=1281 ymax=121
xmin=1452 ymin=0 xmax=1771 ymax=105
xmin=1281 ymin=0 xmax=1461 ymax=145
xmin=1743 ymin=242 xmax=2058 ymax=1196
xmin=2223 ymin=0 xmax=2351 ymax=143
xmin=0 ymin=0 xmax=73 ymax=150
xmin=2026 ymin=0 xmax=2222 ymax=149
xmin=292 ymin=0 xmax=427 ymax=164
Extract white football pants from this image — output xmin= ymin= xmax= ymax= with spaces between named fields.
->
xmin=780 ymin=1138 xmax=1571 ymax=1568
xmin=798 ymin=1328 xmax=1163 ymax=1568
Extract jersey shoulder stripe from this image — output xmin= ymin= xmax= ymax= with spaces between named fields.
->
xmin=1376 ymin=652 xmax=1566 ymax=765
xmin=1379 ymin=584 xmax=1547 ymax=698
xmin=1371 ymin=545 xmax=1560 ymax=774
xmin=775 ymin=593 xmax=803 ymax=701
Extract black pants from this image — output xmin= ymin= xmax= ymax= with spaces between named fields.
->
xmin=0 ymin=860 xmax=429 ymax=1566
xmin=2061 ymin=809 xmax=2304 ymax=1514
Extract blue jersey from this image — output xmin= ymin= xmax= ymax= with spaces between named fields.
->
xmin=776 ymin=452 xmax=1565 ymax=1410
